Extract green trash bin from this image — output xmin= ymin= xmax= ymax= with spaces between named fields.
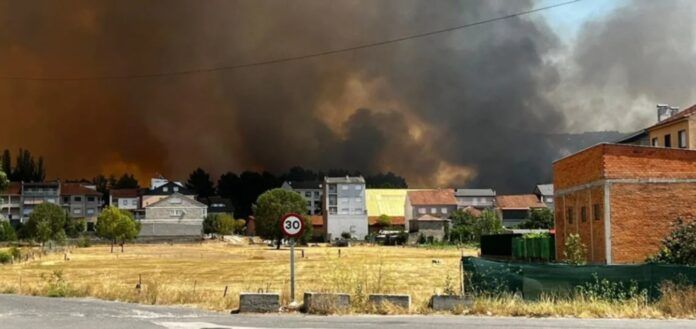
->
xmin=539 ymin=236 xmax=551 ymax=261
xmin=512 ymin=237 xmax=524 ymax=259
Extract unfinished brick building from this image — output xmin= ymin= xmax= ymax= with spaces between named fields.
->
xmin=553 ymin=143 xmax=696 ymax=264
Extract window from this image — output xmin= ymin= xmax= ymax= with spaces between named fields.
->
xmin=664 ymin=134 xmax=672 ymax=148
xmin=580 ymin=206 xmax=587 ymax=223
xmin=355 ymin=197 xmax=362 ymax=203
xmin=566 ymin=207 xmax=573 ymax=224
xmin=354 ymin=185 xmax=362 ymax=190
xmin=593 ymin=204 xmax=600 ymax=221
xmin=169 ymin=209 xmax=183 ymax=217
xmin=163 ymin=187 xmax=168 ymax=192
xmin=441 ymin=207 xmax=448 ymax=214
xmin=329 ymin=207 xmax=337 ymax=215
xmin=173 ymin=187 xmax=179 ymax=192
xmin=418 ymin=208 xmax=426 ymax=214
xmin=87 ymin=197 xmax=95 ymax=202
xmin=430 ymin=208 xmax=437 ymax=214
xmin=340 ymin=208 xmax=349 ymax=214
xmin=86 ymin=209 xmax=95 ymax=215
xmin=341 ymin=185 xmax=349 ymax=190
xmin=678 ymin=130 xmax=687 ymax=148
xmin=131 ymin=199 xmax=138 ymax=206
xmin=63 ymin=197 xmax=70 ymax=203
xmin=305 ymin=192 xmax=312 ymax=198
xmin=74 ymin=196 xmax=82 ymax=202
xmin=169 ymin=198 xmax=182 ymax=204
xmin=73 ymin=208 xmax=82 ymax=215
xmin=651 ymin=138 xmax=659 ymax=147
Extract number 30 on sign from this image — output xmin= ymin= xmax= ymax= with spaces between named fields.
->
xmin=280 ymin=213 xmax=305 ymax=238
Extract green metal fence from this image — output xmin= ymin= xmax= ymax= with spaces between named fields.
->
xmin=462 ymin=257 xmax=696 ymax=300
xmin=511 ymin=235 xmax=555 ymax=261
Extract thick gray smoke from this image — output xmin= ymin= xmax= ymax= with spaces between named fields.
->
xmin=0 ymin=0 xmax=692 ymax=192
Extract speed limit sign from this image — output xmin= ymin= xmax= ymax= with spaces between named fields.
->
xmin=280 ymin=213 xmax=305 ymax=238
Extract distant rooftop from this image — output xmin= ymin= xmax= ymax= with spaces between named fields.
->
xmin=324 ymin=176 xmax=365 ymax=184
xmin=535 ymin=184 xmax=553 ymax=196
xmin=454 ymin=188 xmax=496 ymax=197
xmin=284 ymin=180 xmax=323 ymax=189
xmin=407 ymin=189 xmax=457 ymax=206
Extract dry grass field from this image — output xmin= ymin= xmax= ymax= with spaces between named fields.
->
xmin=0 ymin=242 xmax=693 ymax=318
xmin=0 ymin=242 xmax=472 ymax=312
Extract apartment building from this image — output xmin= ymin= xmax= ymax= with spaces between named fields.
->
xmin=60 ymin=183 xmax=102 ymax=223
xmin=281 ymin=180 xmax=323 ymax=215
xmin=142 ymin=179 xmax=195 ymax=208
xmin=618 ymin=104 xmax=696 ymax=149
xmin=0 ymin=182 xmax=21 ymax=224
xmin=109 ymin=188 xmax=144 ymax=219
xmin=21 ymin=181 xmax=60 ymax=221
xmin=322 ymin=176 xmax=367 ymax=240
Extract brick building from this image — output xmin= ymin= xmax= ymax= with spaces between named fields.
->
xmin=553 ymin=143 xmax=696 ymax=264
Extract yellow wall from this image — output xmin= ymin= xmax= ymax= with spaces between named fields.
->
xmin=365 ymin=189 xmax=421 ymax=217
xmin=648 ymin=119 xmax=694 ymax=149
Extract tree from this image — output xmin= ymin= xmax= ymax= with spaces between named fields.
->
xmin=0 ymin=221 xmax=16 ymax=241
xmin=376 ymin=214 xmax=392 ymax=229
xmin=365 ymin=172 xmax=408 ymax=188
xmin=0 ymin=160 xmax=8 ymax=193
xmin=518 ymin=208 xmax=554 ymax=229
xmin=25 ymin=203 xmax=66 ymax=247
xmin=203 ymin=213 xmax=239 ymax=236
xmin=113 ymin=173 xmax=139 ymax=189
xmin=473 ymin=210 xmax=504 ymax=241
xmin=65 ymin=217 xmax=87 ymax=238
xmin=648 ymin=219 xmax=696 ymax=266
xmin=449 ymin=209 xmax=477 ymax=243
xmin=186 ymin=168 xmax=215 ymax=198
xmin=92 ymin=174 xmax=109 ymax=195
xmin=10 ymin=149 xmax=45 ymax=182
xmin=1 ymin=150 xmax=11 ymax=178
xmin=252 ymin=188 xmax=308 ymax=248
xmin=96 ymin=206 xmax=141 ymax=253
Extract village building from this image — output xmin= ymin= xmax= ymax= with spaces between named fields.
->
xmin=140 ymin=193 xmax=207 ymax=237
xmin=281 ymin=180 xmax=323 ymax=215
xmin=553 ymin=143 xmax=696 ymax=264
xmin=453 ymin=188 xmax=496 ymax=209
xmin=404 ymin=189 xmax=456 ymax=241
xmin=365 ymin=189 xmax=412 ymax=233
xmin=534 ymin=184 xmax=554 ymax=210
xmin=495 ymin=194 xmax=547 ymax=228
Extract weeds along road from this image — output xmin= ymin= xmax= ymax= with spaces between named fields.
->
xmin=1 ymin=295 xmax=694 ymax=329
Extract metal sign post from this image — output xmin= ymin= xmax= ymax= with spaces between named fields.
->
xmin=280 ymin=213 xmax=305 ymax=304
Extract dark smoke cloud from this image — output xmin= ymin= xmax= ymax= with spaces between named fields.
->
xmin=5 ymin=0 xmax=685 ymax=192
xmin=560 ymin=0 xmax=696 ymax=132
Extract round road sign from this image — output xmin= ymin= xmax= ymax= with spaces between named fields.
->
xmin=280 ymin=213 xmax=305 ymax=238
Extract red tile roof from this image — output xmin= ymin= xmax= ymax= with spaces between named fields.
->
xmin=496 ymin=194 xmax=546 ymax=210
xmin=60 ymin=183 xmax=102 ymax=196
xmin=648 ymin=104 xmax=696 ymax=130
xmin=110 ymin=188 xmax=140 ymax=198
xmin=368 ymin=216 xmax=405 ymax=226
xmin=407 ymin=189 xmax=457 ymax=206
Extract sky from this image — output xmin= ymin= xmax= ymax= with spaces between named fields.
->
xmin=0 ymin=0 xmax=695 ymax=193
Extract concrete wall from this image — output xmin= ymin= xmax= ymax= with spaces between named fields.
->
xmin=326 ymin=214 xmax=367 ymax=240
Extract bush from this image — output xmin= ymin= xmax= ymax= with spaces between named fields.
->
xmin=564 ymin=233 xmax=587 ymax=265
xmin=647 ymin=219 xmax=696 ymax=266
xmin=340 ymin=232 xmax=351 ymax=239
xmin=65 ymin=218 xmax=87 ymax=238
xmin=9 ymin=246 xmax=21 ymax=260
xmin=0 ymin=221 xmax=16 ymax=241
xmin=76 ymin=235 xmax=91 ymax=248
xmin=0 ymin=251 xmax=11 ymax=264
xmin=517 ymin=208 xmax=554 ymax=229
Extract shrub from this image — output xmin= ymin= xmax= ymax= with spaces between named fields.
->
xmin=77 ymin=235 xmax=91 ymax=248
xmin=517 ymin=208 xmax=554 ymax=229
xmin=65 ymin=218 xmax=87 ymax=238
xmin=340 ymin=232 xmax=351 ymax=239
xmin=0 ymin=221 xmax=17 ymax=241
xmin=0 ymin=251 xmax=11 ymax=264
xmin=9 ymin=246 xmax=21 ymax=260
xmin=647 ymin=219 xmax=695 ymax=266
xmin=563 ymin=233 xmax=587 ymax=265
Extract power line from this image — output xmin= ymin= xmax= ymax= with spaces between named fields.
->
xmin=0 ymin=0 xmax=582 ymax=81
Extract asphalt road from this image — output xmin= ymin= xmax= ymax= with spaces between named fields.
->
xmin=0 ymin=294 xmax=693 ymax=329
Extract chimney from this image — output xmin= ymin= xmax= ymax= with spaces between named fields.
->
xmin=657 ymin=104 xmax=680 ymax=122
